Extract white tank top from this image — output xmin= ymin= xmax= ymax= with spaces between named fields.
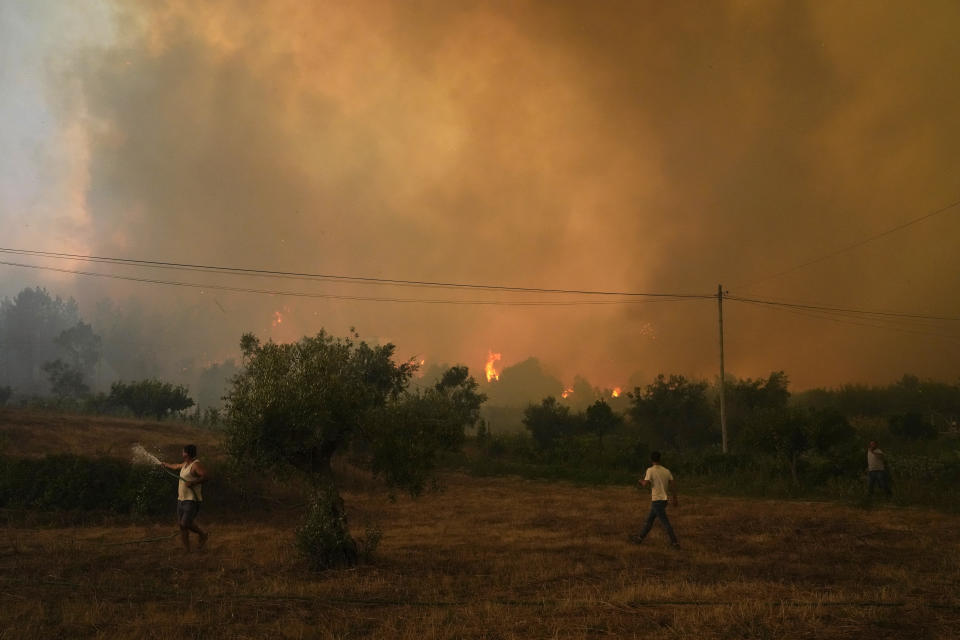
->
xmin=178 ymin=459 xmax=203 ymax=502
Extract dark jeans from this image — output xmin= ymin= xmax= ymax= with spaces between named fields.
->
xmin=177 ymin=499 xmax=201 ymax=526
xmin=638 ymin=500 xmax=677 ymax=543
xmin=868 ymin=470 xmax=891 ymax=496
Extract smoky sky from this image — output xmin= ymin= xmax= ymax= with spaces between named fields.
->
xmin=2 ymin=0 xmax=959 ymax=391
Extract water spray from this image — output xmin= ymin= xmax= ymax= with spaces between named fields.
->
xmin=131 ymin=443 xmax=182 ymax=480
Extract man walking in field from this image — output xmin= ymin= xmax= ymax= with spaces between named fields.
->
xmin=867 ymin=440 xmax=892 ymax=497
xmin=162 ymin=444 xmax=209 ymax=551
xmin=630 ymin=451 xmax=679 ymax=548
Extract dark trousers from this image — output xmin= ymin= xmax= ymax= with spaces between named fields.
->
xmin=868 ymin=470 xmax=891 ymax=496
xmin=639 ymin=500 xmax=677 ymax=542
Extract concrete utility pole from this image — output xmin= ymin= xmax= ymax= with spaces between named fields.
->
xmin=718 ymin=284 xmax=728 ymax=453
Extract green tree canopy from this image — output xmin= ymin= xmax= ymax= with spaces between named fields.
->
xmin=54 ymin=321 xmax=102 ymax=376
xmin=741 ymin=407 xmax=855 ymax=486
xmin=629 ymin=374 xmax=716 ymax=449
xmin=523 ymin=396 xmax=580 ymax=450
xmin=42 ymin=359 xmax=89 ymax=400
xmin=108 ymin=379 xmax=194 ymax=419
xmin=223 ymin=331 xmax=485 ymax=569
xmin=0 ymin=287 xmax=80 ymax=393
xmin=583 ymin=399 xmax=622 ymax=447
xmin=726 ymin=371 xmax=790 ymax=445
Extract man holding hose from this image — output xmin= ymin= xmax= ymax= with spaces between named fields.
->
xmin=162 ymin=444 xmax=209 ymax=551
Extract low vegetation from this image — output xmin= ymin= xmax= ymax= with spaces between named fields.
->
xmin=2 ymin=470 xmax=959 ymax=639
xmin=1 ymin=322 xmax=958 ymax=637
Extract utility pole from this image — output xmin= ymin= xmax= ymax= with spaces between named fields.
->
xmin=718 ymin=284 xmax=728 ymax=453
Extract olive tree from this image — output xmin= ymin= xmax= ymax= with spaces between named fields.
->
xmin=223 ymin=331 xmax=485 ymax=569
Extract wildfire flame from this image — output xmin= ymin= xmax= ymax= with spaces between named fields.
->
xmin=561 ymin=387 xmax=573 ymax=399
xmin=272 ymin=311 xmax=284 ymax=327
xmin=485 ymin=351 xmax=501 ymax=382
xmin=611 ymin=387 xmax=622 ymax=398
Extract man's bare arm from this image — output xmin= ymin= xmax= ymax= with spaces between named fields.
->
xmin=187 ymin=461 xmax=208 ymax=488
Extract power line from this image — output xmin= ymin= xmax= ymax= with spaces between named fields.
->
xmin=0 ymin=247 xmax=711 ymax=300
xmin=726 ymin=294 xmax=960 ymax=323
xmin=733 ymin=197 xmax=960 ymax=290
xmin=0 ymin=260 xmax=709 ymax=307
xmin=731 ymin=298 xmax=960 ymax=343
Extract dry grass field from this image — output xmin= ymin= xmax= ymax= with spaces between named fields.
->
xmin=0 ymin=408 xmax=220 ymax=460
xmin=1 ymin=410 xmax=959 ymax=639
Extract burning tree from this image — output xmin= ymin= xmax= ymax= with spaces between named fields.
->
xmin=223 ymin=331 xmax=485 ymax=570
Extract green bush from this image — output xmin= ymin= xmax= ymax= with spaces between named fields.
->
xmin=296 ymin=486 xmax=358 ymax=571
xmin=0 ymin=455 xmax=172 ymax=514
xmin=889 ymin=412 xmax=937 ymax=440
xmin=108 ymin=379 xmax=194 ymax=419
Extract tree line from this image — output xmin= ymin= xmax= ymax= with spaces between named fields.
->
xmin=0 ymin=286 xmax=234 ymax=416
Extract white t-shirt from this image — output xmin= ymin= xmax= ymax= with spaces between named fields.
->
xmin=644 ymin=464 xmax=674 ymax=502
xmin=867 ymin=449 xmax=885 ymax=472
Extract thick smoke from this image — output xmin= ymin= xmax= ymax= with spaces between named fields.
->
xmin=2 ymin=0 xmax=959 ymax=391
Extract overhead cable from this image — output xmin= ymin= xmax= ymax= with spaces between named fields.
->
xmin=733 ymin=196 xmax=960 ymax=289
xmin=0 ymin=247 xmax=711 ymax=299
xmin=726 ymin=294 xmax=960 ymax=323
xmin=0 ymin=260 xmax=707 ymax=307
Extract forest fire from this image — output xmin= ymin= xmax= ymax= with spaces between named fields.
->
xmin=561 ymin=387 xmax=573 ymax=399
xmin=611 ymin=387 xmax=622 ymax=398
xmin=485 ymin=351 xmax=501 ymax=382
xmin=272 ymin=311 xmax=284 ymax=327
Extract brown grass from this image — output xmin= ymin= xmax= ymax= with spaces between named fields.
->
xmin=0 ymin=408 xmax=220 ymax=460
xmin=1 ymin=410 xmax=959 ymax=639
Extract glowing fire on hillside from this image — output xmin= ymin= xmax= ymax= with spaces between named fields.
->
xmin=561 ymin=387 xmax=573 ymax=399
xmin=485 ymin=351 xmax=501 ymax=382
xmin=272 ymin=311 xmax=284 ymax=327
xmin=611 ymin=387 xmax=622 ymax=398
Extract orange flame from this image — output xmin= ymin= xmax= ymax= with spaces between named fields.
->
xmin=272 ymin=311 xmax=284 ymax=327
xmin=611 ymin=387 xmax=622 ymax=398
xmin=561 ymin=387 xmax=573 ymax=399
xmin=485 ymin=351 xmax=501 ymax=382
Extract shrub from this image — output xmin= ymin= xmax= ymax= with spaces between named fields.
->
xmin=108 ymin=379 xmax=194 ymax=419
xmin=0 ymin=454 xmax=172 ymax=514
xmin=889 ymin=412 xmax=937 ymax=440
xmin=296 ymin=486 xmax=358 ymax=571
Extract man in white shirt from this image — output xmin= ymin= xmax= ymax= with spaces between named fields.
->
xmin=630 ymin=451 xmax=679 ymax=547
xmin=867 ymin=441 xmax=891 ymax=496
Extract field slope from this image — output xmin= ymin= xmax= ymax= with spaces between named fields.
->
xmin=1 ymin=410 xmax=958 ymax=639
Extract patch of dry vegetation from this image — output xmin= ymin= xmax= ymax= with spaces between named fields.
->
xmin=1 ymin=410 xmax=958 ymax=638
xmin=0 ymin=408 xmax=219 ymax=460
xmin=2 ymin=475 xmax=959 ymax=639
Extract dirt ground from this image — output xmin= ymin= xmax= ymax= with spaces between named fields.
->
xmin=2 ymin=471 xmax=958 ymax=639
xmin=1 ymin=409 xmax=958 ymax=638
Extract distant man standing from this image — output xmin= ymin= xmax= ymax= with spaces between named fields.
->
xmin=630 ymin=451 xmax=679 ymax=548
xmin=162 ymin=444 xmax=209 ymax=551
xmin=867 ymin=441 xmax=891 ymax=496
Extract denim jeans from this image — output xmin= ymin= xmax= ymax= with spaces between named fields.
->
xmin=868 ymin=470 xmax=891 ymax=496
xmin=638 ymin=500 xmax=677 ymax=543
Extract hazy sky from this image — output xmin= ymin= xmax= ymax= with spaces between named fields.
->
xmin=2 ymin=0 xmax=959 ymax=391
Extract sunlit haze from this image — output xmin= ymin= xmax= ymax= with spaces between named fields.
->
xmin=2 ymin=1 xmax=959 ymax=397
